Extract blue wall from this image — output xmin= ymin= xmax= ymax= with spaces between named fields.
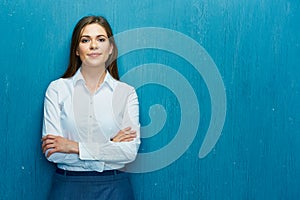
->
xmin=0 ymin=0 xmax=299 ymax=199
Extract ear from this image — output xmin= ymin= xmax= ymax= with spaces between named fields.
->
xmin=76 ymin=49 xmax=79 ymax=56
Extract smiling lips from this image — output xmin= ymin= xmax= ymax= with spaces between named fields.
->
xmin=87 ymin=52 xmax=102 ymax=57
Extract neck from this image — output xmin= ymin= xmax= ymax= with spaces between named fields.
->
xmin=80 ymin=66 xmax=106 ymax=93
xmin=81 ymin=65 xmax=106 ymax=80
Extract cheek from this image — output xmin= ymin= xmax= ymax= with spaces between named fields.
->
xmin=77 ymin=50 xmax=87 ymax=62
xmin=100 ymin=43 xmax=112 ymax=53
xmin=77 ymin=45 xmax=88 ymax=57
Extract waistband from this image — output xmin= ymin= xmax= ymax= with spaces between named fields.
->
xmin=56 ymin=168 xmax=123 ymax=176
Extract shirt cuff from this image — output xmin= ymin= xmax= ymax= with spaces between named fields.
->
xmin=78 ymin=142 xmax=96 ymax=160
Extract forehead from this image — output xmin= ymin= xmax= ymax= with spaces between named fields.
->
xmin=80 ymin=23 xmax=108 ymax=37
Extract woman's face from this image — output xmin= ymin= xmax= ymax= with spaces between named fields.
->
xmin=76 ymin=23 xmax=113 ymax=68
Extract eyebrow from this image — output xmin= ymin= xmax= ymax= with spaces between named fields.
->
xmin=80 ymin=34 xmax=108 ymax=38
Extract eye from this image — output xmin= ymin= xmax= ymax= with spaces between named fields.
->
xmin=80 ymin=38 xmax=90 ymax=43
xmin=98 ymin=38 xmax=106 ymax=42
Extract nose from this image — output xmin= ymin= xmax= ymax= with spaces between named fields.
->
xmin=90 ymin=39 xmax=98 ymax=50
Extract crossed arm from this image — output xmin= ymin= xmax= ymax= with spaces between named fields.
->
xmin=42 ymin=82 xmax=140 ymax=165
xmin=42 ymin=127 xmax=137 ymax=158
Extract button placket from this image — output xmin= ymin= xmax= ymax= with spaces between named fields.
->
xmin=87 ymin=95 xmax=94 ymax=142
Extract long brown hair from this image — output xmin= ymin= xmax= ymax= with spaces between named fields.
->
xmin=62 ymin=16 xmax=119 ymax=80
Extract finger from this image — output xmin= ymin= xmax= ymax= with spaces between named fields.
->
xmin=121 ymin=138 xmax=135 ymax=142
xmin=42 ymin=136 xmax=62 ymax=152
xmin=46 ymin=148 xmax=57 ymax=158
xmin=42 ymin=143 xmax=56 ymax=153
xmin=123 ymin=127 xmax=131 ymax=131
xmin=42 ymin=141 xmax=50 ymax=150
xmin=42 ymin=138 xmax=56 ymax=149
xmin=123 ymin=129 xmax=136 ymax=134
xmin=112 ymin=129 xmax=135 ymax=142
xmin=129 ymin=130 xmax=136 ymax=134
xmin=124 ymin=132 xmax=137 ymax=137
xmin=42 ymin=134 xmax=54 ymax=140
xmin=119 ymin=133 xmax=137 ymax=142
xmin=42 ymin=134 xmax=59 ymax=141
xmin=43 ymin=144 xmax=55 ymax=153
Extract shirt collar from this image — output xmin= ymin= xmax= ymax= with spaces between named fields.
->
xmin=102 ymin=70 xmax=115 ymax=91
xmin=72 ymin=68 xmax=85 ymax=85
xmin=72 ymin=68 xmax=116 ymax=91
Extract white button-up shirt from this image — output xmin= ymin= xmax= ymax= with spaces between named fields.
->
xmin=42 ymin=69 xmax=140 ymax=172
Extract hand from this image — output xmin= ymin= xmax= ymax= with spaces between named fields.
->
xmin=111 ymin=127 xmax=137 ymax=142
xmin=42 ymin=135 xmax=79 ymax=157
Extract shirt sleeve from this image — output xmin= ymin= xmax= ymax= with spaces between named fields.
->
xmin=42 ymin=81 xmax=86 ymax=167
xmin=78 ymin=87 xmax=141 ymax=164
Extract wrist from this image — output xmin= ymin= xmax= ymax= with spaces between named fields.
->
xmin=70 ymin=141 xmax=79 ymax=154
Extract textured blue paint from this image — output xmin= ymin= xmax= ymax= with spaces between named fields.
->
xmin=0 ymin=0 xmax=299 ymax=199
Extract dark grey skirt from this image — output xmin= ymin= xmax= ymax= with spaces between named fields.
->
xmin=48 ymin=170 xmax=135 ymax=200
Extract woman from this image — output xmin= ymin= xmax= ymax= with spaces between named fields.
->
xmin=42 ymin=15 xmax=140 ymax=200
